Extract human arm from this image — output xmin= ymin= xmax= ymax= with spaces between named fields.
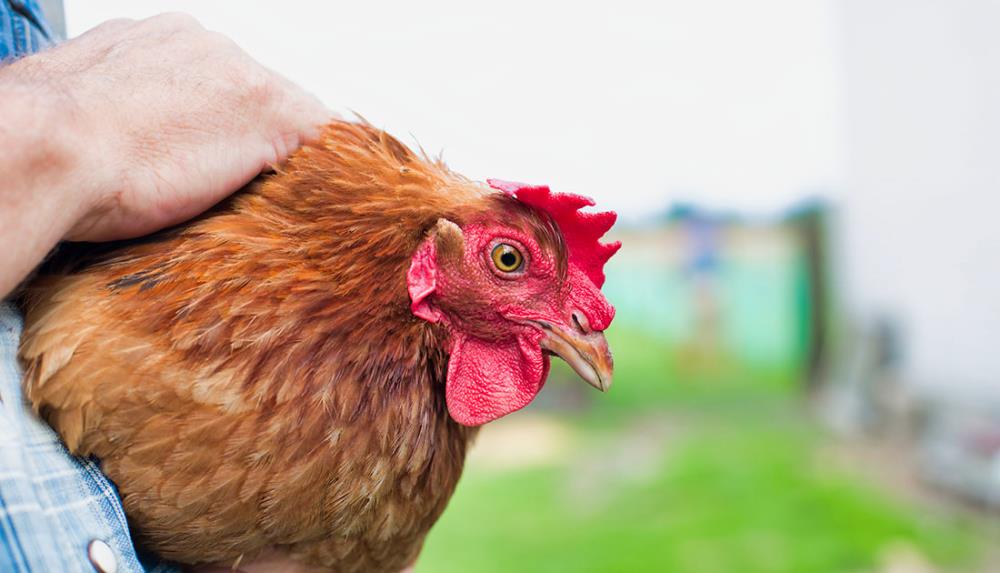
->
xmin=0 ymin=13 xmax=329 ymax=297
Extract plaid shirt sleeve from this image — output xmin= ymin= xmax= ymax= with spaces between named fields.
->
xmin=0 ymin=0 xmax=53 ymax=61
xmin=1 ymin=304 xmax=178 ymax=573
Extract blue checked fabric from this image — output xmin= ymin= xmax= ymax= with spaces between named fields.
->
xmin=0 ymin=0 xmax=53 ymax=61
xmin=0 ymin=304 xmax=176 ymax=572
xmin=1 ymin=1 xmax=179 ymax=570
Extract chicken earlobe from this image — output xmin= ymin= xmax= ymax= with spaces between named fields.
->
xmin=407 ymin=218 xmax=464 ymax=323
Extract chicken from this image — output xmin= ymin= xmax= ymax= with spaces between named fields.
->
xmin=17 ymin=120 xmax=619 ymax=572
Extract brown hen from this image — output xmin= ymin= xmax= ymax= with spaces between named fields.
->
xmin=18 ymin=121 xmax=618 ymax=572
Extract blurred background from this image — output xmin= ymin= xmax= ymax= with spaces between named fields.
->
xmin=60 ymin=1 xmax=1000 ymax=571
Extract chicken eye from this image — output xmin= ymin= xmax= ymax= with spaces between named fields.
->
xmin=490 ymin=243 xmax=524 ymax=273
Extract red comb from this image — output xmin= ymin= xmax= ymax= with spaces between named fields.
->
xmin=488 ymin=179 xmax=621 ymax=288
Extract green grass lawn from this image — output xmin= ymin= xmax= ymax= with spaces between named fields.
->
xmin=417 ymin=328 xmax=987 ymax=573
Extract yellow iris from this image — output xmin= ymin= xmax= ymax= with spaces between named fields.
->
xmin=491 ymin=243 xmax=524 ymax=273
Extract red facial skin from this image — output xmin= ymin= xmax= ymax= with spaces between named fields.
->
xmin=408 ymin=184 xmax=618 ymax=426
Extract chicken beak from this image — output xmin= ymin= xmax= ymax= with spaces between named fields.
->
xmin=539 ymin=323 xmax=614 ymax=392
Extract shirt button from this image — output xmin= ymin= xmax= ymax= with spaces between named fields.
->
xmin=87 ymin=539 xmax=118 ymax=573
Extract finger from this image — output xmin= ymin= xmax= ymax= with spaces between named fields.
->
xmin=266 ymin=73 xmax=333 ymax=144
xmin=265 ymin=131 xmax=302 ymax=169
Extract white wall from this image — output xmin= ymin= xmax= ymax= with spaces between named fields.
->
xmin=839 ymin=0 xmax=1000 ymax=396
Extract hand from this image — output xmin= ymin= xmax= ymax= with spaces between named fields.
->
xmin=27 ymin=13 xmax=330 ymax=241
xmin=0 ymin=13 xmax=330 ymax=296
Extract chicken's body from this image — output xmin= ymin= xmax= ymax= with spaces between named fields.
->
xmin=19 ymin=121 xmax=618 ymax=571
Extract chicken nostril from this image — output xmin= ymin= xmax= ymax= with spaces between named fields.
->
xmin=571 ymin=311 xmax=591 ymax=334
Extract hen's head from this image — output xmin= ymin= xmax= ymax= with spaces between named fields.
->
xmin=408 ymin=180 xmax=620 ymax=426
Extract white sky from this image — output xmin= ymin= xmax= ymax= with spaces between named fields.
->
xmin=67 ymin=1 xmax=845 ymax=221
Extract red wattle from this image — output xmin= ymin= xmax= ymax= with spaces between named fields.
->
xmin=445 ymin=332 xmax=550 ymax=426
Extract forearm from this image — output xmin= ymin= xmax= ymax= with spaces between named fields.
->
xmin=0 ymin=72 xmax=100 ymax=298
